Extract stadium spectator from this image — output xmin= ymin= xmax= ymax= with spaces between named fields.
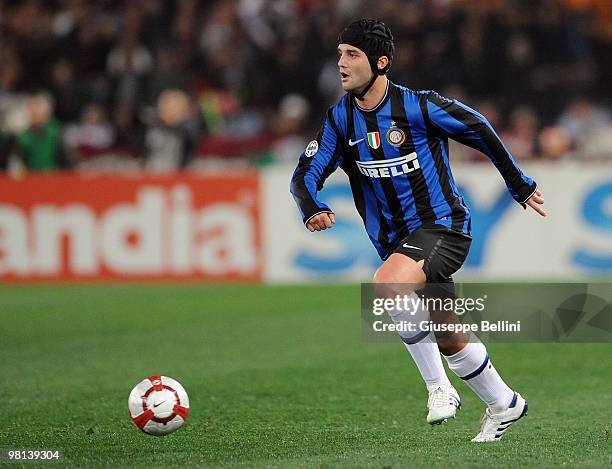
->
xmin=144 ymin=88 xmax=199 ymax=172
xmin=557 ymin=97 xmax=612 ymax=159
xmin=14 ymin=92 xmax=70 ymax=171
xmin=537 ymin=126 xmax=572 ymax=160
xmin=63 ymin=103 xmax=116 ymax=154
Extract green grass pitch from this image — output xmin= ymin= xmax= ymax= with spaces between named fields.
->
xmin=1 ymin=284 xmax=610 ymax=468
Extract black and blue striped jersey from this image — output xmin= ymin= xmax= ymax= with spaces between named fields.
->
xmin=290 ymin=81 xmax=537 ymax=260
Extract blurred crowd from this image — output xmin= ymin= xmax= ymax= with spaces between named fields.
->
xmin=0 ymin=0 xmax=611 ymax=173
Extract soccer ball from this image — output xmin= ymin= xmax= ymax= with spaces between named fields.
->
xmin=128 ymin=375 xmax=190 ymax=436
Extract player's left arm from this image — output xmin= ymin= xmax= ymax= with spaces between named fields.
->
xmin=422 ymin=91 xmax=546 ymax=217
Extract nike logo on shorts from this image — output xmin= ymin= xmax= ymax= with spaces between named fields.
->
xmin=402 ymin=244 xmax=423 ymax=250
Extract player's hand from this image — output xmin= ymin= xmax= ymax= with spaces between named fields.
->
xmin=307 ymin=212 xmax=336 ymax=232
xmin=525 ymin=189 xmax=546 ymax=217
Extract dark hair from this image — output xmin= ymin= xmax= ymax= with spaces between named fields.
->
xmin=337 ymin=19 xmax=394 ymax=75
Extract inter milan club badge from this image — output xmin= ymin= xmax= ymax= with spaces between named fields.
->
xmin=367 ymin=131 xmax=381 ymax=149
xmin=386 ymin=124 xmax=406 ymax=147
xmin=304 ymin=140 xmax=318 ymax=157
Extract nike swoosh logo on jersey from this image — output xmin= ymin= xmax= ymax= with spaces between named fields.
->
xmin=349 ymin=138 xmax=364 ymax=146
xmin=402 ymin=244 xmax=423 ymax=250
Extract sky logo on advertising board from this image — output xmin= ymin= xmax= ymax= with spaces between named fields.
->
xmin=294 ymin=184 xmax=380 ymax=274
xmin=0 ymin=184 xmax=259 ymax=279
xmin=572 ymin=182 xmax=612 ymax=271
xmin=355 ymin=152 xmax=420 ymax=178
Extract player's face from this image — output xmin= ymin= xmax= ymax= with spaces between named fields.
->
xmin=337 ymin=44 xmax=372 ymax=92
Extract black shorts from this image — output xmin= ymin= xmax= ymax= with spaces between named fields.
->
xmin=393 ymin=225 xmax=472 ymax=297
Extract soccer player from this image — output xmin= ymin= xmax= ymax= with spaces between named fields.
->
xmin=290 ymin=19 xmax=546 ymax=442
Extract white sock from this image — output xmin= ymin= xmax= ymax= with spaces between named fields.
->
xmin=403 ymin=332 xmax=451 ymax=391
xmin=443 ymin=337 xmax=515 ymax=412
xmin=387 ymin=293 xmax=451 ymax=391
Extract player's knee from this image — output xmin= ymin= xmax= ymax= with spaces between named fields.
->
xmin=373 ymin=266 xmax=395 ymax=285
xmin=373 ymin=264 xmax=424 ymax=285
xmin=373 ymin=266 xmax=421 ymax=298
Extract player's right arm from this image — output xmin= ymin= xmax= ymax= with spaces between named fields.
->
xmin=290 ymin=107 xmax=344 ymax=231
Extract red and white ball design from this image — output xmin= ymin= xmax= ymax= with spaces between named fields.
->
xmin=128 ymin=375 xmax=190 ymax=436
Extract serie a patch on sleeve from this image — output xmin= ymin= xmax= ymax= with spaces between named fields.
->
xmin=304 ymin=140 xmax=319 ymax=157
